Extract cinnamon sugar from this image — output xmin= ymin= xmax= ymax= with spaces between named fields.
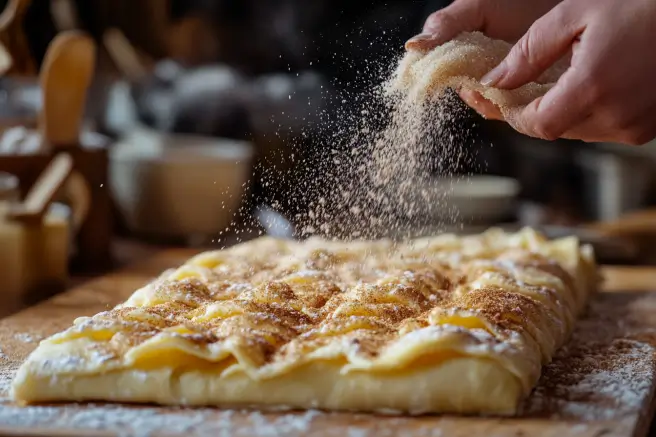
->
xmin=256 ymin=31 xmax=478 ymax=241
xmin=523 ymin=293 xmax=656 ymax=420
xmin=40 ymin=239 xmax=572 ymax=367
xmin=387 ymin=32 xmax=568 ymax=131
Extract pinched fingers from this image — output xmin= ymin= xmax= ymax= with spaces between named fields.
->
xmin=509 ymin=52 xmax=656 ymax=145
xmin=505 ymin=67 xmax=594 ymax=140
xmin=481 ymin=1 xmax=583 ymax=89
xmin=458 ymin=89 xmax=504 ymax=120
xmin=558 ymin=104 xmax=656 ymax=145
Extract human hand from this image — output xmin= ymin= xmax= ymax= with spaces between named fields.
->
xmin=466 ymin=0 xmax=656 ymax=145
xmin=406 ymin=0 xmax=562 ymax=51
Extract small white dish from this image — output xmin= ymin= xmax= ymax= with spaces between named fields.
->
xmin=110 ymin=127 xmax=255 ymax=239
xmin=415 ymin=175 xmax=520 ymax=224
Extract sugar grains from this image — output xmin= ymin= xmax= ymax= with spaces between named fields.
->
xmin=216 ymin=32 xmax=495 ymax=244
xmin=284 ymin=39 xmax=480 ymax=241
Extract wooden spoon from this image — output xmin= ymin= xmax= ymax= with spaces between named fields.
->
xmin=39 ymin=30 xmax=96 ymax=149
xmin=8 ymin=152 xmax=74 ymax=225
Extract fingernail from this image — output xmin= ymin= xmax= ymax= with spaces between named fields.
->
xmin=407 ymin=32 xmax=434 ymax=43
xmin=405 ymin=32 xmax=435 ymax=49
xmin=481 ymin=63 xmax=506 ymax=87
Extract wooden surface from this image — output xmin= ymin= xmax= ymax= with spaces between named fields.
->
xmin=0 ymin=250 xmax=656 ymax=436
xmin=588 ymin=209 xmax=656 ymax=265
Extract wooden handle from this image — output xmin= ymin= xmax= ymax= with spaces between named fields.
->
xmin=0 ymin=41 xmax=11 ymax=75
xmin=39 ymin=30 xmax=96 ymax=149
xmin=103 ymin=28 xmax=148 ymax=82
xmin=587 ymin=208 xmax=656 ymax=236
xmin=59 ymin=170 xmax=91 ymax=232
xmin=8 ymin=152 xmax=74 ymax=225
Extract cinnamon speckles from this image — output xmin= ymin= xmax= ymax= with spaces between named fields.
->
xmin=31 ymin=231 xmax=588 ymax=387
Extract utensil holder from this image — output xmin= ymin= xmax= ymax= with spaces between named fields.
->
xmin=0 ymin=143 xmax=112 ymax=272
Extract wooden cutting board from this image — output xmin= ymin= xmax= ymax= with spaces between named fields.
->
xmin=0 ymin=250 xmax=656 ymax=437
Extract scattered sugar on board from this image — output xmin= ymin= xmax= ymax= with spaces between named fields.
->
xmin=522 ymin=293 xmax=656 ymax=421
xmin=0 ymin=364 xmax=14 ymax=400
xmin=14 ymin=333 xmax=41 ymax=343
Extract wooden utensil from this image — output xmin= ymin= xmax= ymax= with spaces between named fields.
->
xmin=50 ymin=0 xmax=79 ymax=31
xmin=0 ymin=0 xmax=34 ymax=75
xmin=0 ymin=144 xmax=113 ymax=272
xmin=586 ymin=208 xmax=656 ymax=264
xmin=0 ymin=41 xmax=12 ymax=76
xmin=102 ymin=28 xmax=148 ymax=82
xmin=39 ymin=30 xmax=96 ymax=149
xmin=587 ymin=208 xmax=656 ymax=236
xmin=8 ymin=152 xmax=73 ymax=225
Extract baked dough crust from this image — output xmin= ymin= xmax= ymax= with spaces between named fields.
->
xmin=12 ymin=228 xmax=597 ymax=415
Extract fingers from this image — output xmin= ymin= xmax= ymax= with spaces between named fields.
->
xmin=406 ymin=0 xmax=484 ymax=51
xmin=506 ymin=67 xmax=594 ymax=140
xmin=561 ymin=104 xmax=656 ymax=145
xmin=613 ymin=105 xmax=656 ymax=145
xmin=458 ymin=89 xmax=503 ymax=120
xmin=481 ymin=2 xmax=584 ymax=89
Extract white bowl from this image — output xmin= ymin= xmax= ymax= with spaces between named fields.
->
xmin=110 ymin=128 xmax=255 ymax=238
xmin=415 ymin=175 xmax=520 ymax=224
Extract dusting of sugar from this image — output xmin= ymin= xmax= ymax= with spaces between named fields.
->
xmin=0 ymin=366 xmax=15 ymax=400
xmin=522 ymin=293 xmax=656 ymax=421
xmin=14 ymin=333 xmax=41 ymax=343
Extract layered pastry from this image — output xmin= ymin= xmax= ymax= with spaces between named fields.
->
xmin=12 ymin=228 xmax=597 ymax=415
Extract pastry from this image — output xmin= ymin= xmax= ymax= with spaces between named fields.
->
xmin=11 ymin=228 xmax=597 ymax=415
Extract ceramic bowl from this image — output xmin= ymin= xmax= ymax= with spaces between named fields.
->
xmin=110 ymin=128 xmax=255 ymax=239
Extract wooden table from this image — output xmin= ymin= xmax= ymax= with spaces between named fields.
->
xmin=0 ymin=250 xmax=656 ymax=436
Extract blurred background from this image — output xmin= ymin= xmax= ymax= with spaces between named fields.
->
xmin=1 ymin=0 xmax=656 ymax=315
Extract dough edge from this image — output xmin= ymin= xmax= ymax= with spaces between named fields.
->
xmin=13 ymin=357 xmax=522 ymax=415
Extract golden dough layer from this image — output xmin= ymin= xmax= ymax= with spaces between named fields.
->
xmin=12 ymin=228 xmax=597 ymax=415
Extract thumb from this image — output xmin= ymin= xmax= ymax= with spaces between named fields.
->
xmin=481 ymin=3 xmax=583 ymax=89
xmin=406 ymin=0 xmax=484 ymax=51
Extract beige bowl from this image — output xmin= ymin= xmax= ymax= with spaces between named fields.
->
xmin=110 ymin=128 xmax=255 ymax=239
xmin=416 ymin=175 xmax=520 ymax=225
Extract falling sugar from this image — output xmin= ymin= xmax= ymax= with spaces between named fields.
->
xmin=289 ymin=51 xmax=476 ymax=240
xmin=219 ymin=33 xmax=482 ymax=245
